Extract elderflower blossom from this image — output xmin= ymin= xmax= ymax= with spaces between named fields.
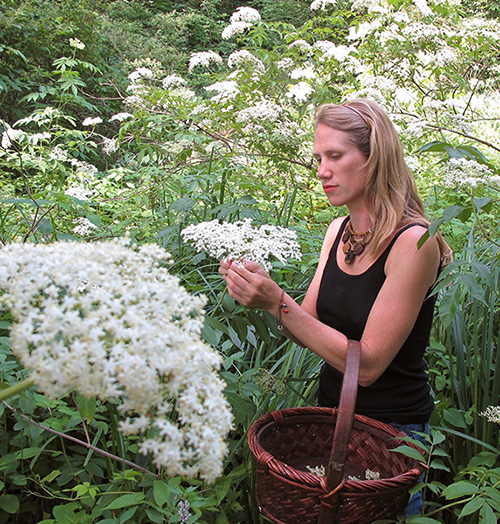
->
xmin=290 ymin=66 xmax=316 ymax=80
xmin=110 ymin=112 xmax=133 ymax=122
xmin=222 ymin=21 xmax=252 ymax=39
xmin=82 ymin=117 xmax=103 ymax=127
xmin=286 ymin=82 xmax=314 ymax=104
xmin=69 ymin=38 xmax=85 ymax=50
xmin=309 ymin=0 xmax=337 ymax=10
xmin=0 ymin=239 xmax=233 ymax=482
xmin=413 ymin=0 xmax=433 ymax=16
xmin=162 ymin=74 xmax=186 ymax=89
xmin=480 ymin=406 xmax=500 ymax=425
xmin=128 ymin=67 xmax=153 ymax=82
xmin=442 ymin=158 xmax=499 ymax=188
xmin=289 ymin=40 xmax=312 ymax=52
xmin=73 ymin=217 xmax=98 ymax=236
xmin=230 ymin=7 xmax=261 ymax=23
xmin=227 ymin=50 xmax=264 ymax=71
xmin=205 ymin=81 xmax=239 ymax=102
xmin=188 ymin=51 xmax=223 ymax=72
xmin=235 ymin=99 xmax=282 ymax=123
xmin=351 ymin=0 xmax=389 ymax=13
xmin=102 ymin=137 xmax=118 ymax=155
xmin=181 ymin=219 xmax=302 ymax=271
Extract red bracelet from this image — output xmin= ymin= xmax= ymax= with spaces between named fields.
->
xmin=277 ymin=289 xmax=289 ymax=332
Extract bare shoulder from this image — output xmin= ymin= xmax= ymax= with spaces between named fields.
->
xmin=386 ymin=224 xmax=440 ymax=284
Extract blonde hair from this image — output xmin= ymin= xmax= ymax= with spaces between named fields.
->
xmin=314 ymin=99 xmax=451 ymax=263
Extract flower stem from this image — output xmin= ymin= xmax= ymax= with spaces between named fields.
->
xmin=0 ymin=377 xmax=35 ymax=401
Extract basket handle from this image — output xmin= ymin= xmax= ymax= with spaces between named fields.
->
xmin=318 ymin=339 xmax=361 ymax=524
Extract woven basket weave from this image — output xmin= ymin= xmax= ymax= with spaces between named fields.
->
xmin=247 ymin=341 xmax=426 ymax=524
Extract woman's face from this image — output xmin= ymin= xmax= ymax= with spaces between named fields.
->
xmin=313 ymin=123 xmax=368 ymax=212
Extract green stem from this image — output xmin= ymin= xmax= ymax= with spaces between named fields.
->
xmin=0 ymin=377 xmax=35 ymax=401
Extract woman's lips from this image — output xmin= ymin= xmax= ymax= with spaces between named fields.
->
xmin=323 ymin=184 xmax=337 ymax=194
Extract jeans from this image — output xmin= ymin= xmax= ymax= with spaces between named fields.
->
xmin=389 ymin=421 xmax=430 ymax=516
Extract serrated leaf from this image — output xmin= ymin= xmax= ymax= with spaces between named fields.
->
xmin=442 ymin=481 xmax=479 ymax=500
xmin=103 ymin=492 xmax=145 ymax=510
xmin=392 ymin=445 xmax=426 ymax=462
xmin=459 ymin=497 xmax=484 ymax=517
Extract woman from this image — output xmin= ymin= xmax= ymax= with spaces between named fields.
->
xmin=219 ymin=99 xmax=450 ymax=514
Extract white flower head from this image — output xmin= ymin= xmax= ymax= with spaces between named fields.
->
xmin=162 ymin=74 xmax=187 ymax=89
xmin=0 ymin=239 xmax=233 ymax=482
xmin=102 ymin=137 xmax=118 ymax=155
xmin=181 ymin=219 xmax=302 ymax=271
xmin=413 ymin=0 xmax=433 ymax=16
xmin=82 ymin=117 xmax=103 ymax=127
xmin=286 ymin=81 xmax=314 ymax=104
xmin=69 ymin=38 xmax=85 ymax=50
xmin=309 ymin=0 xmax=337 ymax=11
xmin=290 ymin=66 xmax=316 ymax=80
xmin=227 ymin=50 xmax=264 ymax=71
xmin=442 ymin=158 xmax=498 ymax=188
xmin=229 ymin=6 xmax=261 ymax=23
xmin=222 ymin=21 xmax=252 ymax=40
xmin=188 ymin=51 xmax=223 ymax=72
xmin=289 ymin=40 xmax=313 ymax=52
xmin=110 ymin=112 xmax=134 ymax=122
xmin=128 ymin=67 xmax=154 ymax=82
xmin=481 ymin=406 xmax=500 ymax=425
xmin=205 ymin=81 xmax=239 ymax=102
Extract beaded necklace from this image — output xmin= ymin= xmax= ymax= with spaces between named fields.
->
xmin=342 ymin=220 xmax=373 ymax=264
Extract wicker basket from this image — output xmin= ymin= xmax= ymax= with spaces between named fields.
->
xmin=247 ymin=341 xmax=426 ymax=524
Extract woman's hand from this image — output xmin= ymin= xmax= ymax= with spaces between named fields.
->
xmin=218 ymin=259 xmax=280 ymax=313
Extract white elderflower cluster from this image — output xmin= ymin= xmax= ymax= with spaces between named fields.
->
xmin=110 ymin=112 xmax=134 ymax=122
xmin=188 ymin=51 xmax=223 ymax=72
xmin=102 ymin=137 xmax=119 ymax=155
xmin=290 ymin=66 xmax=316 ymax=80
xmin=162 ymin=74 xmax=186 ymax=89
xmin=286 ymin=81 xmax=314 ymax=104
xmin=181 ymin=219 xmax=302 ymax=271
xmin=289 ymin=40 xmax=312 ymax=52
xmin=69 ymin=38 xmax=85 ymax=50
xmin=222 ymin=7 xmax=261 ymax=39
xmin=0 ymin=239 xmax=233 ymax=482
xmin=309 ymin=0 xmax=337 ymax=10
xmin=82 ymin=117 xmax=103 ymax=127
xmin=128 ymin=67 xmax=154 ymax=82
xmin=230 ymin=6 xmax=261 ymax=23
xmin=351 ymin=0 xmax=390 ymax=14
xmin=480 ymin=406 xmax=500 ymax=425
xmin=73 ymin=217 xmax=98 ymax=236
xmin=442 ymin=158 xmax=499 ymax=188
xmin=413 ymin=0 xmax=433 ymax=16
xmin=227 ymin=50 xmax=264 ymax=71
xmin=235 ymin=99 xmax=282 ymax=123
xmin=205 ymin=81 xmax=239 ymax=102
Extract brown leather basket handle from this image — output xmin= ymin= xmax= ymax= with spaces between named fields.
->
xmin=318 ymin=340 xmax=361 ymax=523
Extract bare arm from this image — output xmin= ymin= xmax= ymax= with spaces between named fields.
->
xmin=220 ymin=223 xmax=440 ymax=387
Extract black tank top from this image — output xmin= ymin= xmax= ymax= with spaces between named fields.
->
xmin=316 ymin=217 xmax=435 ymax=424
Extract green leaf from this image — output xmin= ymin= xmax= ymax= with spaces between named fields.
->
xmin=153 ymin=480 xmax=171 ymax=508
xmin=479 ymin=502 xmax=497 ymax=524
xmin=392 ymin=445 xmax=426 ymax=462
xmin=442 ymin=480 xmax=480 ymax=500
xmin=459 ymin=497 xmax=484 ymax=517
xmin=443 ymin=408 xmax=468 ymax=429
xmin=103 ymin=493 xmax=145 ymax=510
xmin=75 ymin=393 xmax=96 ymax=423
xmin=0 ymin=494 xmax=20 ymax=514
